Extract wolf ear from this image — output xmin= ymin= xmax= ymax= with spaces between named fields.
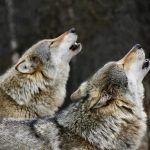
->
xmin=87 ymin=87 xmax=112 ymax=109
xmin=71 ymin=82 xmax=88 ymax=101
xmin=88 ymin=93 xmax=111 ymax=109
xmin=87 ymin=88 xmax=100 ymax=109
xmin=16 ymin=58 xmax=40 ymax=74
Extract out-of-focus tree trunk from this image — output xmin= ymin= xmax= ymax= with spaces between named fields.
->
xmin=5 ymin=0 xmax=19 ymax=64
xmin=0 ymin=1 xmax=12 ymax=74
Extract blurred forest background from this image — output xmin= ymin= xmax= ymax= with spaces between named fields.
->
xmin=0 ymin=0 xmax=150 ymax=149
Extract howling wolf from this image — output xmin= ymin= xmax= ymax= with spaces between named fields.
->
xmin=0 ymin=44 xmax=149 ymax=150
xmin=0 ymin=28 xmax=82 ymax=119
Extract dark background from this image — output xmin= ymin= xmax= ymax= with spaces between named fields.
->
xmin=0 ymin=0 xmax=150 ymax=149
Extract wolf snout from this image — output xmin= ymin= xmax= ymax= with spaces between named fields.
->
xmin=133 ymin=44 xmax=142 ymax=50
xmin=133 ymin=44 xmax=145 ymax=56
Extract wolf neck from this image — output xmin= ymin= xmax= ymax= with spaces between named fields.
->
xmin=127 ymin=74 xmax=145 ymax=109
xmin=57 ymin=101 xmax=117 ymax=149
xmin=0 ymin=65 xmax=70 ymax=117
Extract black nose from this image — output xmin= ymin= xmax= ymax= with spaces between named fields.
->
xmin=69 ymin=28 xmax=76 ymax=33
xmin=134 ymin=44 xmax=142 ymax=49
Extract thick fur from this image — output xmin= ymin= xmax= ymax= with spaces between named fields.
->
xmin=0 ymin=45 xmax=149 ymax=150
xmin=0 ymin=30 xmax=82 ymax=119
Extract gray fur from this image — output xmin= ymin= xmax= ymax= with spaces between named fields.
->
xmin=0 ymin=30 xmax=81 ymax=119
xmin=0 ymin=47 xmax=149 ymax=150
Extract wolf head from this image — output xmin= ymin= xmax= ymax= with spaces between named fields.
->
xmin=71 ymin=44 xmax=150 ymax=109
xmin=15 ymin=28 xmax=81 ymax=77
xmin=57 ymin=44 xmax=149 ymax=150
xmin=1 ymin=28 xmax=82 ymax=111
xmin=117 ymin=44 xmax=150 ymax=82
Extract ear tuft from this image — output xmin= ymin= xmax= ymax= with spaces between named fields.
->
xmin=16 ymin=59 xmax=38 ymax=74
xmin=88 ymin=93 xmax=112 ymax=110
xmin=71 ymin=82 xmax=88 ymax=101
xmin=87 ymin=88 xmax=100 ymax=109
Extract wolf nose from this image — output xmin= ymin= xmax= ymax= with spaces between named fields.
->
xmin=69 ymin=28 xmax=76 ymax=33
xmin=134 ymin=44 xmax=142 ymax=49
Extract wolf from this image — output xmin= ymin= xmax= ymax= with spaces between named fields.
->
xmin=0 ymin=44 xmax=149 ymax=150
xmin=0 ymin=28 xmax=82 ymax=119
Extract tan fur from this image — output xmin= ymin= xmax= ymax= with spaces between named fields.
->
xmin=118 ymin=46 xmax=138 ymax=71
xmin=0 ymin=45 xmax=148 ymax=150
xmin=0 ymin=29 xmax=82 ymax=119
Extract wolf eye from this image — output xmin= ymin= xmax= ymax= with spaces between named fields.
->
xmin=50 ymin=41 xmax=55 ymax=45
xmin=49 ymin=41 xmax=55 ymax=48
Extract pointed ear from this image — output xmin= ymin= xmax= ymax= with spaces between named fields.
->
xmin=71 ymin=82 xmax=88 ymax=101
xmin=87 ymin=88 xmax=100 ymax=109
xmin=87 ymin=89 xmax=112 ymax=110
xmin=15 ymin=57 xmax=40 ymax=74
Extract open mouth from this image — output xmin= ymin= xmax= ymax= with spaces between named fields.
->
xmin=70 ymin=42 xmax=80 ymax=51
xmin=142 ymin=59 xmax=150 ymax=69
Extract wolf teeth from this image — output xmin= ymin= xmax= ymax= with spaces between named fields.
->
xmin=142 ymin=59 xmax=150 ymax=69
xmin=70 ymin=42 xmax=80 ymax=51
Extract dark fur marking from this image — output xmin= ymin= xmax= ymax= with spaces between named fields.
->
xmin=110 ymin=127 xmax=116 ymax=133
xmin=125 ymin=142 xmax=131 ymax=148
xmin=122 ymin=118 xmax=131 ymax=124
xmin=79 ymin=93 xmax=90 ymax=104
xmin=122 ymin=106 xmax=133 ymax=114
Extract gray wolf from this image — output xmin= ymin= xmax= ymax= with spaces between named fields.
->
xmin=0 ymin=28 xmax=82 ymax=119
xmin=0 ymin=44 xmax=149 ymax=150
